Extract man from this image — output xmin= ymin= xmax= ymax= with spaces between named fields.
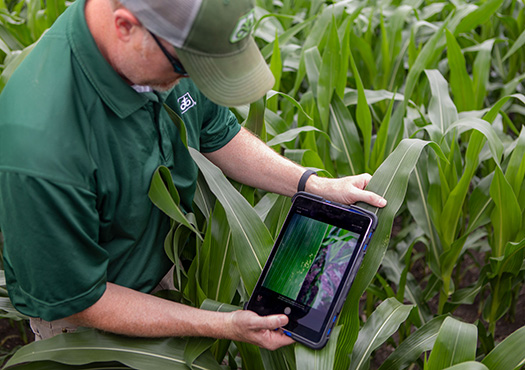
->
xmin=0 ymin=0 xmax=386 ymax=350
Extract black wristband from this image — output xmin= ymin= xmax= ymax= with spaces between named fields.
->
xmin=297 ymin=170 xmax=317 ymax=192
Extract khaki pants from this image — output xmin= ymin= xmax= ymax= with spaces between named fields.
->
xmin=30 ymin=267 xmax=175 ymax=340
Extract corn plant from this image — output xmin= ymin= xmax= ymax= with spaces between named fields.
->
xmin=3 ymin=0 xmax=525 ymax=369
xmin=0 ymin=0 xmax=66 ymax=91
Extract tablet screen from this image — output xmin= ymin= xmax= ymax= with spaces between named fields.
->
xmin=261 ymin=213 xmax=360 ymax=332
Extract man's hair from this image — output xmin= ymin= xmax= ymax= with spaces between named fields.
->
xmin=109 ymin=0 xmax=122 ymax=10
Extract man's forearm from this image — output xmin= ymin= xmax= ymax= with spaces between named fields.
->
xmin=203 ymin=127 xmax=307 ymax=196
xmin=204 ymin=127 xmax=387 ymax=207
xmin=68 ymin=283 xmax=229 ymax=338
xmin=66 ymin=283 xmax=294 ymax=350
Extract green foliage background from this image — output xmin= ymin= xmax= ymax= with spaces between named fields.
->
xmin=2 ymin=0 xmax=525 ymax=369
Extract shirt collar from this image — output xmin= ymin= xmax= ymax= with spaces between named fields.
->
xmin=67 ymin=0 xmax=149 ymax=119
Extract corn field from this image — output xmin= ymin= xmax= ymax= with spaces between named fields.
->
xmin=1 ymin=0 xmax=525 ymax=369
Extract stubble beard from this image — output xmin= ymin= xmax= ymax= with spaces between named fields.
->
xmin=115 ymin=32 xmax=181 ymax=92
xmin=148 ymin=79 xmax=181 ymax=92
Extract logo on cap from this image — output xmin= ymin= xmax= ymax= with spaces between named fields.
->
xmin=230 ymin=10 xmax=255 ymax=43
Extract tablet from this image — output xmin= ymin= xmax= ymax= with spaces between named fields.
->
xmin=245 ymin=192 xmax=377 ymax=349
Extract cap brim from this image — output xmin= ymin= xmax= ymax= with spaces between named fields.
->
xmin=176 ymin=38 xmax=275 ymax=107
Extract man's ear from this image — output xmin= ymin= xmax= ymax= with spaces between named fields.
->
xmin=113 ymin=8 xmax=142 ymax=41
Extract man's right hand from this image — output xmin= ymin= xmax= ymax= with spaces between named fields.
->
xmin=225 ymin=310 xmax=295 ymax=350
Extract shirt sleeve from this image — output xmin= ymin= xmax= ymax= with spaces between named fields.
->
xmin=0 ymin=171 xmax=107 ymax=321
xmin=198 ymin=99 xmax=241 ymax=153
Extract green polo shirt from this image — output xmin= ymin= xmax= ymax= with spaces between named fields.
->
xmin=0 ymin=0 xmax=240 ymax=321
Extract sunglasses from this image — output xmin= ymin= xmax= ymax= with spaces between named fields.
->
xmin=149 ymin=31 xmax=188 ymax=76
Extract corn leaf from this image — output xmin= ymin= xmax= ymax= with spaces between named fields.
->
xmin=335 ymin=17 xmax=350 ymax=98
xmin=189 ymin=148 xmax=273 ymax=295
xmin=489 ymin=167 xmax=522 ymax=258
xmin=261 ymin=345 xmax=296 ymax=370
xmin=503 ymin=27 xmax=525 ymax=61
xmin=483 ymin=94 xmax=525 ymax=124
xmin=4 ymin=362 xmax=129 ymax=369
xmin=317 ymin=17 xmax=340 ymax=131
xmin=0 ymin=296 xmax=28 ymax=320
xmin=472 ymin=39 xmax=495 ymax=110
xmin=445 ymin=29 xmax=475 ymax=112
xmin=482 ymin=326 xmax=525 ymax=370
xmin=4 ymin=329 xmax=222 ymax=370
xmin=328 ymin=93 xmax=364 ymax=175
xmin=370 ymin=96 xmax=395 ymax=171
xmin=454 ymin=0 xmax=504 ymax=36
xmin=344 ymin=89 xmax=406 ymax=106
xmin=259 ymin=14 xmax=315 ymax=60
xmin=438 ymin=131 xmax=484 ymax=248
xmin=254 ymin=193 xmax=290 ymax=239
xmin=193 ymin=173 xmax=215 ymax=221
xmin=444 ymin=362 xmax=489 ymax=370
xmin=183 ymin=236 xmax=207 ymax=307
xmin=492 ymin=239 xmax=525 ymax=278
xmin=348 ymin=33 xmax=377 ymax=87
xmin=164 ymin=104 xmax=189 ymax=149
xmin=381 ymin=249 xmax=426 ymax=316
xmin=407 ymin=156 xmax=442 ymax=274
xmin=304 ymin=46 xmax=321 ymax=98
xmin=291 ymin=2 xmax=347 ymax=96
xmin=164 ymin=223 xmax=190 ymax=292
xmin=184 ymin=336 xmax=216 ymax=370
xmin=244 ymin=97 xmax=267 ymax=140
xmin=267 ymin=33 xmax=281 ymax=114
xmin=349 ymin=48 xmax=372 ymax=172
xmin=505 ymin=127 xmax=525 ymax=197
xmin=148 ymin=166 xmax=201 ymax=239
xmin=284 ymin=149 xmax=326 ymax=171
xmin=425 ymin=69 xmax=458 ymax=134
xmin=267 ymin=90 xmax=314 ymax=124
xmin=427 ymin=317 xmax=477 ymax=370
xmin=378 ymin=315 xmax=448 ymax=370
xmin=294 ymin=325 xmax=341 ymax=370
xmin=200 ymin=201 xmax=239 ymax=304
xmin=265 ymin=126 xmax=326 ymax=147
xmin=403 ymin=17 xmax=448 ymax=106
xmin=0 ymin=41 xmax=35 ymax=92
xmin=349 ymin=298 xmax=414 ymax=370
xmin=182 ymin=300 xmax=241 ymax=370
xmin=379 ymin=12 xmax=390 ymax=90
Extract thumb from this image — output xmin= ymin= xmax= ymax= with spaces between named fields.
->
xmin=260 ymin=314 xmax=288 ymax=330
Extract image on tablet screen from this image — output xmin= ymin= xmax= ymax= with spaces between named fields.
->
xmin=262 ymin=214 xmax=359 ymax=312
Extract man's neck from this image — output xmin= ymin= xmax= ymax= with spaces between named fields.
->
xmin=85 ymin=0 xmax=113 ymax=69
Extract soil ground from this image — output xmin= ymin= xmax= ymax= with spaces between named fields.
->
xmin=0 ymin=318 xmax=34 ymax=367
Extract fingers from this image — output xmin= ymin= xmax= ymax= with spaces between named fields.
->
xmin=352 ymin=174 xmax=387 ymax=207
xmin=352 ymin=188 xmax=387 ymax=208
xmin=323 ymin=174 xmax=386 ymax=207
xmin=355 ymin=172 xmax=372 ymax=187
xmin=229 ymin=311 xmax=295 ymax=350
xmin=265 ymin=330 xmax=296 ymax=350
xmin=233 ymin=311 xmax=288 ymax=331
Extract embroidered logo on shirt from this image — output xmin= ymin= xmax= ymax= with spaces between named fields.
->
xmin=178 ymin=92 xmax=196 ymax=114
